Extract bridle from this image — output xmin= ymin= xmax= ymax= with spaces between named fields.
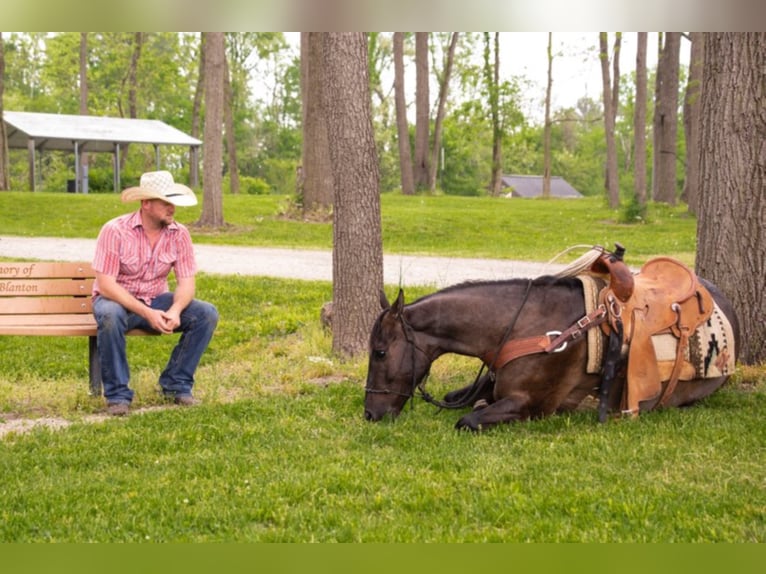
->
xmin=364 ymin=311 xmax=434 ymax=409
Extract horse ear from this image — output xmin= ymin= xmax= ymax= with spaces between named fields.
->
xmin=379 ymin=289 xmax=390 ymax=310
xmin=391 ymin=288 xmax=405 ymax=318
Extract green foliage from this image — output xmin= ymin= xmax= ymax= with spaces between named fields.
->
xmin=224 ymin=174 xmax=271 ymax=195
xmin=257 ymin=157 xmax=297 ymax=195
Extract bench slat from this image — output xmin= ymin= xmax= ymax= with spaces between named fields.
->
xmin=0 ymin=262 xmax=95 ymax=279
xmin=0 ymin=278 xmax=94 ymax=297
xmin=0 ymin=313 xmax=96 ymax=327
xmin=0 ymin=296 xmax=93 ymax=315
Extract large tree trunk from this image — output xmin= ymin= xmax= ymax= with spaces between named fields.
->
xmin=413 ymin=32 xmax=430 ymax=190
xmin=198 ymin=32 xmax=225 ymax=228
xmin=429 ymin=32 xmax=458 ymax=193
xmin=542 ymin=32 xmax=553 ymax=199
xmin=653 ymin=32 xmax=681 ymax=205
xmin=301 ymin=32 xmax=334 ymax=213
xmin=321 ymin=33 xmax=384 ymax=358
xmin=0 ymin=33 xmax=8 ymax=191
xmin=393 ymin=32 xmax=415 ymax=196
xmin=696 ymin=33 xmax=765 ymax=365
xmin=633 ymin=32 xmax=648 ymax=206
xmin=682 ymin=32 xmax=704 ymax=214
xmin=599 ymin=32 xmax=620 ymax=208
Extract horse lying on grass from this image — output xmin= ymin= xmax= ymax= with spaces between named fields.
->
xmin=364 ymin=247 xmax=739 ymax=431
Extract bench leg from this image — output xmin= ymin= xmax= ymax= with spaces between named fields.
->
xmin=88 ymin=335 xmax=103 ymax=397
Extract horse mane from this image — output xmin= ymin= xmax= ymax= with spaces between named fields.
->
xmin=414 ymin=275 xmax=581 ymax=303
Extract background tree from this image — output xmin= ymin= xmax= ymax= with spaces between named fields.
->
xmin=197 ymin=32 xmax=225 ymax=228
xmin=190 ymin=33 xmax=204 ymax=186
xmin=0 ymin=33 xmax=9 ymax=191
xmin=393 ymin=32 xmax=414 ymax=196
xmin=413 ymin=32 xmax=430 ymax=190
xmin=223 ymin=52 xmax=240 ymax=195
xmin=542 ymin=32 xmax=553 ymax=199
xmin=300 ymin=32 xmax=333 ymax=213
xmin=652 ymin=32 xmax=681 ymax=204
xmin=696 ymin=32 xmax=765 ymax=365
xmin=485 ymin=32 xmax=504 ymax=197
xmin=79 ymin=33 xmax=88 ymax=192
xmin=428 ymin=32 xmax=458 ymax=193
xmin=321 ymin=32 xmax=383 ymax=357
xmin=599 ymin=32 xmax=620 ymax=208
xmin=633 ymin=32 xmax=648 ymax=207
xmin=682 ymin=32 xmax=703 ymax=214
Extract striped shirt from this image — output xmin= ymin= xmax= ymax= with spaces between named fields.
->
xmin=92 ymin=210 xmax=197 ymax=305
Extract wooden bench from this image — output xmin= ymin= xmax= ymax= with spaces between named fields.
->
xmin=0 ymin=261 xmax=155 ymax=396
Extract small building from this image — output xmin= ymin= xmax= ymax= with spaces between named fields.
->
xmin=501 ymin=174 xmax=583 ymax=198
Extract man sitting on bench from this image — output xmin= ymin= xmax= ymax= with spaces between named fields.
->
xmin=91 ymin=171 xmax=218 ymax=416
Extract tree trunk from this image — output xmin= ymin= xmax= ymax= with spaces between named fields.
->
xmin=683 ymin=32 xmax=704 ymax=214
xmin=223 ymin=51 xmax=240 ymax=195
xmin=599 ymin=32 xmax=620 ymax=208
xmin=321 ymin=33 xmax=384 ymax=358
xmin=542 ymin=32 xmax=553 ymax=199
xmin=633 ymin=32 xmax=648 ymax=206
xmin=0 ymin=33 xmax=8 ymax=191
xmin=611 ymin=33 xmax=621 ymax=125
xmin=198 ymin=32 xmax=225 ymax=228
xmin=190 ymin=33 xmax=205 ymax=185
xmin=696 ymin=33 xmax=765 ymax=365
xmin=653 ymin=32 xmax=681 ymax=205
xmin=118 ymin=32 xmax=143 ymax=171
xmin=393 ymin=32 xmax=415 ymax=196
xmin=429 ymin=32 xmax=458 ymax=193
xmin=301 ymin=32 xmax=334 ymax=213
xmin=413 ymin=32 xmax=430 ymax=190
xmin=79 ymin=33 xmax=88 ymax=192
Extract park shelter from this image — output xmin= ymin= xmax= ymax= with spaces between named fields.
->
xmin=3 ymin=111 xmax=202 ymax=192
xmin=501 ymin=174 xmax=583 ymax=198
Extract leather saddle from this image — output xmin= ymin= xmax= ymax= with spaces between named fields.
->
xmin=592 ymin=247 xmax=713 ymax=416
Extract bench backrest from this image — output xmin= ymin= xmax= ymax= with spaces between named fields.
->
xmin=0 ymin=261 xmax=95 ymax=316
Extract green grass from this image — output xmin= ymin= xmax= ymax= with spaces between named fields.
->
xmin=0 ymin=191 xmax=698 ymax=265
xmin=0 ymin=190 xmax=763 ymax=542
xmin=1 ymin=379 xmax=764 ymax=542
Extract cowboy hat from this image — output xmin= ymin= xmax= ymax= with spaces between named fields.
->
xmin=121 ymin=170 xmax=198 ymax=206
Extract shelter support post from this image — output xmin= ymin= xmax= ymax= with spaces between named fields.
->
xmin=113 ymin=145 xmax=121 ymax=193
xmin=74 ymin=141 xmax=80 ymax=193
xmin=27 ymin=139 xmax=36 ymax=191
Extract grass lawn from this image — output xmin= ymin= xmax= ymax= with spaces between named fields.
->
xmin=0 ymin=191 xmax=763 ymax=542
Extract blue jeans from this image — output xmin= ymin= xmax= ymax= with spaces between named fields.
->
xmin=92 ymin=293 xmax=219 ymax=404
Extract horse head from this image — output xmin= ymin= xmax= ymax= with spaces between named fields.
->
xmin=364 ymin=289 xmax=433 ymax=421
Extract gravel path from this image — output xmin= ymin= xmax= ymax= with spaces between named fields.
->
xmin=0 ymin=235 xmax=566 ymax=288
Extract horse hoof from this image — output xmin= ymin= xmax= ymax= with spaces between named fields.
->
xmin=455 ymin=416 xmax=481 ymax=432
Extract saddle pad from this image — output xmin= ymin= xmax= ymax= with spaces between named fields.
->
xmin=651 ymin=301 xmax=736 ymax=381
xmin=577 ymin=274 xmax=606 ymax=374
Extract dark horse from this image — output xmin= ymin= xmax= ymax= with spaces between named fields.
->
xmin=364 ymin=273 xmax=739 ymax=431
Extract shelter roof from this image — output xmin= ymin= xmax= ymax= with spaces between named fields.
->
xmin=501 ymin=174 xmax=583 ymax=198
xmin=3 ymin=111 xmax=202 ymax=153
